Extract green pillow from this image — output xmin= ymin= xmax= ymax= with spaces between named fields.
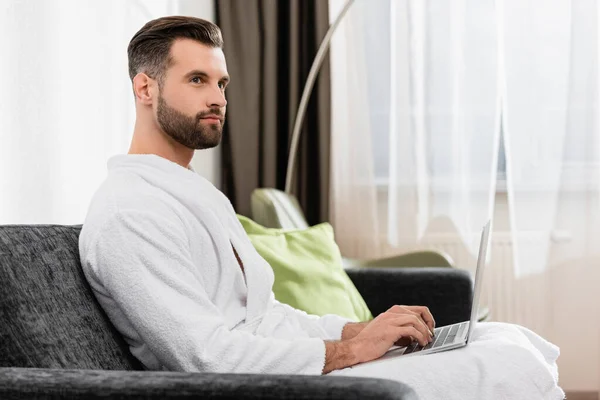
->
xmin=237 ymin=215 xmax=373 ymax=322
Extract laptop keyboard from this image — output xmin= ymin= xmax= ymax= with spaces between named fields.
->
xmin=403 ymin=322 xmax=469 ymax=355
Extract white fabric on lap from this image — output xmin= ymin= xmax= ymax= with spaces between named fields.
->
xmin=329 ymin=322 xmax=564 ymax=400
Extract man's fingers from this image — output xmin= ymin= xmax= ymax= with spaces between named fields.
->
xmin=389 ymin=305 xmax=436 ymax=333
xmin=389 ymin=309 xmax=432 ymax=337
xmin=389 ymin=315 xmax=432 ymax=343
xmin=394 ymin=326 xmax=429 ymax=347
xmin=386 ymin=307 xmax=426 ymax=329
xmin=413 ymin=306 xmax=435 ymax=332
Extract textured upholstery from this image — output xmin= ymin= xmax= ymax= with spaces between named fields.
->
xmin=0 ymin=368 xmax=418 ymax=400
xmin=0 ymin=224 xmax=142 ymax=370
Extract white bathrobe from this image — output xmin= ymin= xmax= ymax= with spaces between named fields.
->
xmin=80 ymin=154 xmax=564 ymax=399
xmin=79 ymin=153 xmax=352 ymax=375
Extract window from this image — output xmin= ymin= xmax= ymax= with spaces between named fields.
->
xmin=360 ymin=1 xmax=506 ymax=187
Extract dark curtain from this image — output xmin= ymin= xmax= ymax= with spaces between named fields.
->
xmin=215 ymin=0 xmax=331 ymax=225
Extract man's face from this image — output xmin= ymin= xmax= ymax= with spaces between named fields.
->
xmin=155 ymin=39 xmax=229 ymax=150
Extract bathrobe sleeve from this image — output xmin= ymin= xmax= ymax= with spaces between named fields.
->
xmin=271 ymin=297 xmax=355 ymax=341
xmin=82 ymin=206 xmax=326 ymax=375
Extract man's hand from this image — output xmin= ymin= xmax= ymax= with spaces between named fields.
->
xmin=341 ymin=306 xmax=435 ymax=343
xmin=348 ymin=308 xmax=434 ymax=364
xmin=341 ymin=322 xmax=369 ymax=340
xmin=390 ymin=305 xmax=436 ymax=332
xmin=386 ymin=305 xmax=435 ymax=346
xmin=323 ymin=305 xmax=435 ymax=373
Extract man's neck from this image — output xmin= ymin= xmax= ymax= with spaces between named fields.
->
xmin=129 ymin=121 xmax=195 ymax=169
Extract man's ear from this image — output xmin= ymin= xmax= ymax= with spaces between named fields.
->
xmin=132 ymin=73 xmax=156 ymax=105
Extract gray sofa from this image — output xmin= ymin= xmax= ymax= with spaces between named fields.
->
xmin=0 ymin=224 xmax=473 ymax=399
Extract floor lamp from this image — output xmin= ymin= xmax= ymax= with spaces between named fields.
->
xmin=284 ymin=0 xmax=356 ymax=194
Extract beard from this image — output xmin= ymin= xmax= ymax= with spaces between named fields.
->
xmin=156 ymin=93 xmax=224 ymax=150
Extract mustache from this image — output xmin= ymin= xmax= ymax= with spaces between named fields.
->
xmin=197 ymin=109 xmax=224 ymax=119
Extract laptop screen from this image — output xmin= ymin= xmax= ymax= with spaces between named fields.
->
xmin=465 ymin=220 xmax=492 ymax=343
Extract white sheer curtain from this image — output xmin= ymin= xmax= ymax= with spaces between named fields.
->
xmin=386 ymin=0 xmax=499 ymax=256
xmin=0 ymin=0 xmax=176 ymax=224
xmin=330 ymin=0 xmax=498 ymax=259
xmin=330 ymin=0 xmax=599 ymax=392
xmin=329 ymin=0 xmax=381 ymax=259
xmin=502 ymin=0 xmax=600 ymax=391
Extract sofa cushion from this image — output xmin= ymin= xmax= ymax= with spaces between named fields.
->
xmin=0 ymin=225 xmax=141 ymax=370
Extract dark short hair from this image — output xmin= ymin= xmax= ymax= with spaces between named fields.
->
xmin=127 ymin=16 xmax=223 ymax=85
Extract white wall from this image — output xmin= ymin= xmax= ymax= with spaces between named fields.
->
xmin=178 ymin=0 xmax=222 ymax=189
xmin=0 ymin=0 xmax=222 ymax=224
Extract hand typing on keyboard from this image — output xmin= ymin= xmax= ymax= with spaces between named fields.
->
xmin=346 ymin=305 xmax=435 ymax=362
xmin=403 ymin=322 xmax=469 ymax=354
xmin=324 ymin=305 xmax=436 ymax=371
xmin=386 ymin=305 xmax=436 ymax=347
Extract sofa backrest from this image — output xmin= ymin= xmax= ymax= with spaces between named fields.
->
xmin=0 ymin=225 xmax=142 ymax=370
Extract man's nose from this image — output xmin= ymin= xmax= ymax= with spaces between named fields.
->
xmin=207 ymin=84 xmax=227 ymax=108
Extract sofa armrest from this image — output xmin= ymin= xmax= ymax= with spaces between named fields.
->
xmin=0 ymin=367 xmax=418 ymax=400
xmin=346 ymin=267 xmax=473 ymax=327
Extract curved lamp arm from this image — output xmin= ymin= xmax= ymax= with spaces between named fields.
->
xmin=284 ymin=0 xmax=356 ymax=194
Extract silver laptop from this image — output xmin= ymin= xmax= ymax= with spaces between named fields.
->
xmin=372 ymin=220 xmax=492 ymax=363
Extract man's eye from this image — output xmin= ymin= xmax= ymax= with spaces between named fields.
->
xmin=218 ymin=82 xmax=226 ymax=89
xmin=191 ymin=77 xmax=202 ymax=84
